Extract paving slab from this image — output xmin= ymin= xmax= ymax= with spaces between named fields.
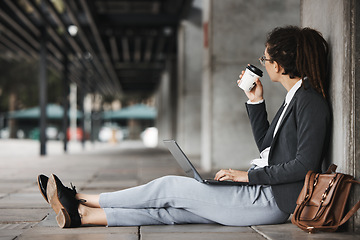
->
xmin=140 ymin=232 xmax=264 ymax=240
xmin=0 ymin=193 xmax=48 ymax=209
xmin=253 ymin=222 xmax=360 ymax=240
xmin=141 ymin=224 xmax=265 ymax=240
xmin=0 ymin=222 xmax=37 ymax=240
xmin=94 ymin=170 xmax=139 ymax=181
xmin=17 ymin=232 xmax=138 ymax=240
xmin=0 ymin=231 xmax=27 ymax=240
xmin=83 ymin=179 xmax=139 ymax=191
xmin=141 ymin=224 xmax=254 ymax=233
xmin=0 ymin=182 xmax=30 ymax=193
xmin=20 ymin=212 xmax=139 ymax=240
xmin=0 ymin=208 xmax=49 ymax=222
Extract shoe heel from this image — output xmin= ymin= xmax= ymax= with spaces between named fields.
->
xmin=56 ymin=208 xmax=71 ymax=228
xmin=47 ymin=177 xmax=62 ymax=214
xmin=37 ymin=175 xmax=49 ymax=203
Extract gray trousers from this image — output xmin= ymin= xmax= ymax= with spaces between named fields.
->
xmin=99 ymin=176 xmax=289 ymax=227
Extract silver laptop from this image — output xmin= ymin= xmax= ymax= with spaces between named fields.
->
xmin=163 ymin=140 xmax=249 ymax=186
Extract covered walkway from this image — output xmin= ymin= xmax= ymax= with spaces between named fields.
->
xmin=0 ymin=140 xmax=359 ymax=239
xmin=0 ymin=0 xmax=191 ymax=155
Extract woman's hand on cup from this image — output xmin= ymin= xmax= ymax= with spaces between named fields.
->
xmin=238 ymin=72 xmax=264 ymax=103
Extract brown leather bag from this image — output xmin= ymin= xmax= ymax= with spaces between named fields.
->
xmin=291 ymin=164 xmax=360 ymax=233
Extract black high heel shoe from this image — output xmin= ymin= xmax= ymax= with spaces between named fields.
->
xmin=47 ymin=174 xmax=82 ymax=228
xmin=37 ymin=174 xmax=49 ymax=203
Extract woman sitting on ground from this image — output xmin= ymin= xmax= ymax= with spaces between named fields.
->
xmin=37 ymin=25 xmax=331 ymax=228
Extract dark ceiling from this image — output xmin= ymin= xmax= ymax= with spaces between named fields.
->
xmin=0 ymin=0 xmax=193 ymax=99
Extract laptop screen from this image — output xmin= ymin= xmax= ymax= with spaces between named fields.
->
xmin=163 ymin=140 xmax=204 ymax=182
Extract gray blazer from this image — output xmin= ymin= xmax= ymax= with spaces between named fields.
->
xmin=246 ymin=81 xmax=331 ymax=214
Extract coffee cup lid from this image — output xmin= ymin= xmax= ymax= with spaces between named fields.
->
xmin=246 ymin=64 xmax=263 ymax=77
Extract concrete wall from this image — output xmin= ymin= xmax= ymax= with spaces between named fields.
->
xmin=301 ymin=0 xmax=360 ymax=232
xmin=202 ymin=0 xmax=300 ymax=171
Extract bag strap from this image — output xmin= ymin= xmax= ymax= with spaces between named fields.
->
xmin=336 ymin=179 xmax=360 ymax=225
xmin=293 ymin=171 xmax=316 ymax=221
xmin=306 ymin=179 xmax=360 ymax=233
xmin=325 ymin=164 xmax=337 ymax=174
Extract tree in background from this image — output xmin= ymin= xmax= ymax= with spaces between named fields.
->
xmin=0 ymin=58 xmax=62 ymax=137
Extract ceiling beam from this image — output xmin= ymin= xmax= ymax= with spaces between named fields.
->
xmin=42 ymin=0 xmax=82 ymax=54
xmin=0 ymin=1 xmax=64 ymax=62
xmin=0 ymin=23 xmax=37 ymax=59
xmin=97 ymin=14 xmax=179 ymax=27
xmin=79 ymin=0 xmax=122 ymax=93
xmin=144 ymin=37 xmax=154 ymax=62
xmin=0 ymin=35 xmax=33 ymax=61
xmin=109 ymin=36 xmax=120 ymax=62
xmin=121 ymin=37 xmax=131 ymax=62
xmin=0 ymin=0 xmax=193 ymax=98
xmin=134 ymin=37 xmax=141 ymax=62
xmin=154 ymin=37 xmax=165 ymax=61
xmin=4 ymin=0 xmax=40 ymax=36
xmin=41 ymin=0 xmax=107 ymax=93
xmin=115 ymin=62 xmax=164 ymax=69
xmin=22 ymin=0 xmax=67 ymax=55
xmin=63 ymin=0 xmax=119 ymax=95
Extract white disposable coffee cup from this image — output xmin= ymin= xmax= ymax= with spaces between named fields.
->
xmin=238 ymin=64 xmax=263 ymax=92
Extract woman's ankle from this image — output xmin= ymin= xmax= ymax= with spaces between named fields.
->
xmin=78 ymin=204 xmax=88 ymax=225
xmin=78 ymin=204 xmax=107 ymax=226
xmin=76 ymin=194 xmax=101 ymax=208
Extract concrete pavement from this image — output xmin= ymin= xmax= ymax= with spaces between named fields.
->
xmin=0 ymin=139 xmax=359 ymax=240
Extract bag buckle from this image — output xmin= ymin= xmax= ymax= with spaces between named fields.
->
xmin=313 ymin=178 xmax=318 ymax=187
xmin=307 ymin=226 xmax=315 ymax=234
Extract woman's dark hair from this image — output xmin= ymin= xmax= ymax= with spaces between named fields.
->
xmin=266 ymin=26 xmax=329 ymax=98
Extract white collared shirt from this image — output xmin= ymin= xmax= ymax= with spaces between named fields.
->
xmin=273 ymin=79 xmax=302 ymax=136
xmin=251 ymin=79 xmax=303 ymax=169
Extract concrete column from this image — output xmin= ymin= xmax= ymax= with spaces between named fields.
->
xmin=79 ymin=72 xmax=86 ymax=147
xmin=91 ymin=93 xmax=102 ymax=143
xmin=202 ymin=0 xmax=212 ymax=172
xmin=156 ymin=52 xmax=178 ymax=145
xmin=156 ymin=71 xmax=174 ymax=144
xmin=301 ymin=0 xmax=360 ymax=232
xmin=176 ymin=3 xmax=203 ymax=158
xmin=83 ymin=94 xmax=92 ymax=141
xmin=202 ymin=0 xmax=300 ymax=171
xmin=69 ymin=83 xmax=77 ymax=142
xmin=39 ymin=26 xmax=48 ymax=156
xmin=62 ymin=53 xmax=69 ymax=152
